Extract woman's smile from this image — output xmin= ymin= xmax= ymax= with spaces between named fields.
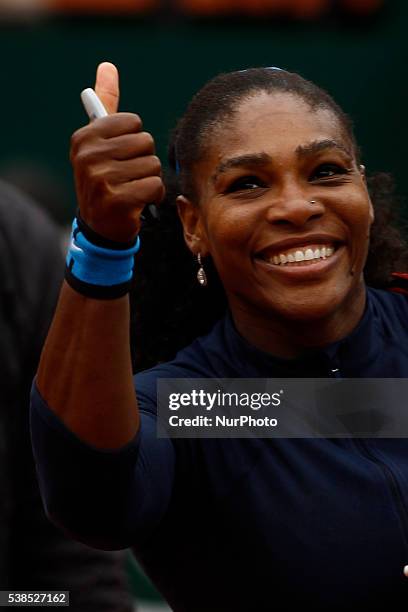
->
xmin=253 ymin=242 xmax=346 ymax=281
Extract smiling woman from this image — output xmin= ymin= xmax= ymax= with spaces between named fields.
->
xmin=131 ymin=67 xmax=408 ymax=369
xmin=31 ymin=65 xmax=408 ymax=612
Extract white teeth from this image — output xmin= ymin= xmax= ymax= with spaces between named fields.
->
xmin=304 ymin=248 xmax=314 ymax=260
xmin=262 ymin=243 xmax=337 ymax=265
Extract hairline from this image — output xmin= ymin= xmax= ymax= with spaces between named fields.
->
xmin=186 ymin=89 xmax=358 ymax=203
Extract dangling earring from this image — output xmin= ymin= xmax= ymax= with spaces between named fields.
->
xmin=196 ymin=253 xmax=208 ymax=287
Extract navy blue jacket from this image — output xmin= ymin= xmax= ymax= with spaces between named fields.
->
xmin=31 ymin=286 xmax=408 ymax=611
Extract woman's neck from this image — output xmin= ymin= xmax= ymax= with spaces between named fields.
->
xmin=229 ymin=285 xmax=367 ymax=360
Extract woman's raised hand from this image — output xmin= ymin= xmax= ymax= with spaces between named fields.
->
xmin=70 ymin=62 xmax=165 ymax=243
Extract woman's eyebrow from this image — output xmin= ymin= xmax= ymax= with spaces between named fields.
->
xmin=211 ymin=152 xmax=272 ymax=183
xmin=296 ymin=139 xmax=353 ymax=160
xmin=211 ymin=140 xmax=353 ymax=183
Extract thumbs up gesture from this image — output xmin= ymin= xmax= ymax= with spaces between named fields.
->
xmin=70 ymin=62 xmax=165 ymax=242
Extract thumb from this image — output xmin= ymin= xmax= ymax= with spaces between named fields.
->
xmin=94 ymin=62 xmax=120 ymax=115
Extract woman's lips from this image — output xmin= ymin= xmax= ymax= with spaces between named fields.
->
xmin=253 ymin=244 xmax=346 ymax=281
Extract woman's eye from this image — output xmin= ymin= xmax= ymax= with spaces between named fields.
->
xmin=226 ymin=176 xmax=266 ymax=192
xmin=311 ymin=164 xmax=350 ymax=180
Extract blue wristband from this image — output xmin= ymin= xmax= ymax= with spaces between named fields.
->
xmin=65 ymin=218 xmax=140 ymax=299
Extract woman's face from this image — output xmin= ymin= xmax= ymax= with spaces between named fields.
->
xmin=178 ymin=91 xmax=374 ymax=323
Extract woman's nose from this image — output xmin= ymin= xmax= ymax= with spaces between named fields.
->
xmin=265 ymin=193 xmax=325 ymax=227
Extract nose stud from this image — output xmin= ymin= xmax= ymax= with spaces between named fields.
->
xmin=309 ymin=200 xmax=316 ymax=204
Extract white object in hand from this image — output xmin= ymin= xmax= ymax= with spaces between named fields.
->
xmin=404 ymin=565 xmax=408 ymax=577
xmin=81 ymin=88 xmax=108 ymax=121
xmin=79 ymin=85 xmax=159 ymax=221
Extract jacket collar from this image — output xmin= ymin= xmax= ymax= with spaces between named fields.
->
xmin=220 ymin=287 xmax=387 ymax=377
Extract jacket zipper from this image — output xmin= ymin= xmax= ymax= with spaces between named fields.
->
xmin=353 ymin=437 xmax=408 ymax=552
xmin=327 ymin=366 xmax=408 ymax=550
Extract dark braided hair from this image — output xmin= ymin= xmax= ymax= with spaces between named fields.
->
xmin=130 ymin=67 xmax=408 ymax=373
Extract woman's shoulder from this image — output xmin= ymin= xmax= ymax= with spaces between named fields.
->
xmin=368 ymin=284 xmax=408 ymax=332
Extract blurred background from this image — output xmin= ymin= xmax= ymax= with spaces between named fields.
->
xmin=0 ymin=0 xmax=407 ymax=226
xmin=0 ymin=0 xmax=406 ymax=610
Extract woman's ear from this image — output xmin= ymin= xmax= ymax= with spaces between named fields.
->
xmin=368 ymin=198 xmax=375 ymax=226
xmin=176 ymin=195 xmax=210 ymax=255
xmin=359 ymin=164 xmax=368 ymax=188
xmin=360 ymin=165 xmax=375 ymax=225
